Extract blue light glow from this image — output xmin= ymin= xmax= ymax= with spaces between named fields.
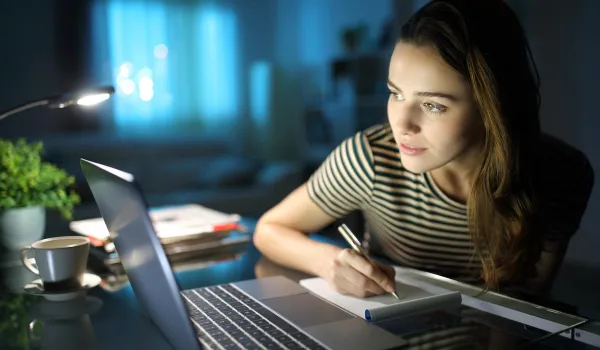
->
xmin=96 ymin=1 xmax=239 ymax=136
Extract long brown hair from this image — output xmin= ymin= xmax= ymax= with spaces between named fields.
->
xmin=399 ymin=0 xmax=542 ymax=291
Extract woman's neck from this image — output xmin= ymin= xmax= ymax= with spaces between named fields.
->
xmin=429 ymin=149 xmax=482 ymax=204
xmin=430 ymin=166 xmax=473 ymax=204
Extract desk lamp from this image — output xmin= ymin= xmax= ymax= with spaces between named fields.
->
xmin=0 ymin=86 xmax=115 ymax=121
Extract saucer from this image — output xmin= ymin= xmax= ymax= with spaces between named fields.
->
xmin=24 ymin=273 xmax=102 ymax=301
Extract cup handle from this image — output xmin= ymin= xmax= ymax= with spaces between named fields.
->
xmin=28 ymin=319 xmax=42 ymax=342
xmin=20 ymin=246 xmax=39 ymax=275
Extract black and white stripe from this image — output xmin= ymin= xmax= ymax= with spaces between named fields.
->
xmin=307 ymin=124 xmax=482 ymax=283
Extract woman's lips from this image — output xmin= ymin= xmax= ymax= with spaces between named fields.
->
xmin=400 ymin=143 xmax=428 ymax=156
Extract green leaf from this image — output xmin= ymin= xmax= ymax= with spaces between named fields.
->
xmin=0 ymin=138 xmax=80 ymax=219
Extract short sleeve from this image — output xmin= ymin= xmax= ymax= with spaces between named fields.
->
xmin=306 ymin=131 xmax=375 ymax=219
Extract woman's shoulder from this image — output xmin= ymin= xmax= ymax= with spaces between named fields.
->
xmin=360 ymin=123 xmax=399 ymax=153
xmin=330 ymin=123 xmax=402 ymax=176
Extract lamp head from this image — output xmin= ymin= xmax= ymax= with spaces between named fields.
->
xmin=49 ymin=86 xmax=115 ymax=109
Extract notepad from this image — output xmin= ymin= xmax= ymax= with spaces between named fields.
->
xmin=299 ymin=277 xmax=462 ymax=322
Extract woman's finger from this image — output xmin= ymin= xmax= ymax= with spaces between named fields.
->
xmin=377 ymin=262 xmax=396 ymax=281
xmin=340 ymin=249 xmax=395 ymax=292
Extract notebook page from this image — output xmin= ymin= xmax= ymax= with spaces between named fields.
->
xmin=300 ymin=277 xmax=461 ymax=322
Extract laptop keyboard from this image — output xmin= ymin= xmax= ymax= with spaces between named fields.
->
xmin=182 ymin=284 xmax=328 ymax=350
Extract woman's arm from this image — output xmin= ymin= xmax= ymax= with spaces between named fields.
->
xmin=503 ymin=237 xmax=570 ymax=297
xmin=255 ymin=130 xmax=375 ymax=277
xmin=254 ymin=183 xmax=396 ymax=296
xmin=253 ymin=128 xmax=397 ymax=296
xmin=253 ymin=183 xmax=343 ymax=277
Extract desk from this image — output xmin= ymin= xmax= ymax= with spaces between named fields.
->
xmin=1 ymin=221 xmax=599 ymax=350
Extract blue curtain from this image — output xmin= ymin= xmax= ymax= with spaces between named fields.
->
xmin=92 ymin=0 xmax=240 ymax=137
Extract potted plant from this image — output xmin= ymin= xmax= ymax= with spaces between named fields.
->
xmin=0 ymin=139 xmax=80 ymax=250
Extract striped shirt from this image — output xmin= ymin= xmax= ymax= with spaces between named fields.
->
xmin=307 ymin=123 xmax=594 ymax=285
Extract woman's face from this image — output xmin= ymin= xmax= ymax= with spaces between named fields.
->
xmin=387 ymin=42 xmax=484 ymax=174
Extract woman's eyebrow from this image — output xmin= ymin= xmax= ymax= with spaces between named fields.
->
xmin=387 ymin=79 xmax=458 ymax=101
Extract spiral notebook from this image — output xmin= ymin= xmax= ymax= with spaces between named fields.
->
xmin=299 ymin=277 xmax=462 ymax=322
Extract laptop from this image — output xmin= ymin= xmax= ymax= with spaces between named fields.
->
xmin=80 ymin=159 xmax=408 ymax=350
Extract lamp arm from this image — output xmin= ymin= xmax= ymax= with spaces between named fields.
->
xmin=0 ymin=99 xmax=51 ymax=122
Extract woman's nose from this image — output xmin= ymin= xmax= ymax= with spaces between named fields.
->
xmin=390 ymin=104 xmax=421 ymax=135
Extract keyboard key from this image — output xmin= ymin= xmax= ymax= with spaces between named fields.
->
xmin=260 ymin=324 xmax=275 ymax=332
xmin=193 ymin=318 xmax=213 ymax=327
xmin=261 ymin=341 xmax=282 ymax=349
xmin=221 ymin=324 xmax=238 ymax=332
xmin=232 ymin=334 xmax=251 ymax=343
xmin=219 ymin=341 xmax=239 ymax=349
xmin=235 ymin=305 xmax=251 ymax=312
xmin=255 ymin=310 xmax=296 ymax=332
xmin=214 ymin=335 xmax=233 ymax=343
xmin=228 ymin=315 xmax=244 ymax=322
xmin=274 ymin=334 xmax=293 ymax=343
xmin=267 ymin=329 xmax=285 ymax=337
xmin=200 ymin=324 xmax=217 ymax=333
xmin=242 ymin=325 xmax=258 ymax=333
xmin=236 ymin=319 xmax=250 ymax=327
xmin=215 ymin=318 xmax=231 ymax=326
xmin=207 ymin=329 xmax=224 ymax=337
xmin=289 ymin=332 xmax=310 ymax=342
xmin=245 ymin=300 xmax=262 ymax=307
xmin=228 ymin=328 xmax=242 ymax=336
xmin=187 ymin=308 xmax=203 ymax=316
xmin=241 ymin=341 xmax=261 ymax=349
xmin=249 ymin=330 xmax=264 ymax=338
xmin=246 ymin=314 xmax=260 ymax=321
xmin=227 ymin=301 xmax=242 ymax=308
xmin=241 ymin=309 xmax=255 ymax=317
xmin=222 ymin=310 xmax=238 ymax=318
xmin=282 ymin=341 xmax=304 ymax=350
xmin=254 ymin=319 xmax=267 ymax=327
xmin=288 ymin=333 xmax=327 ymax=348
xmin=256 ymin=336 xmax=270 ymax=343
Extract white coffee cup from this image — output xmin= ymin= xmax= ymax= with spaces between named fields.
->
xmin=20 ymin=236 xmax=90 ymax=291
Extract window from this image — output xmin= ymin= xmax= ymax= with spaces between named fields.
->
xmin=92 ymin=0 xmax=240 ymax=137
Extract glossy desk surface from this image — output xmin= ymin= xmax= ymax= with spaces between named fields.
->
xmin=1 ymin=222 xmax=600 ymax=350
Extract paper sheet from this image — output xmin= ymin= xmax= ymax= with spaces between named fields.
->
xmin=69 ymin=204 xmax=240 ymax=241
xmin=299 ymin=277 xmax=461 ymax=322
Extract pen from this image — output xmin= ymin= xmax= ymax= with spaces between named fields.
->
xmin=337 ymin=224 xmax=400 ymax=299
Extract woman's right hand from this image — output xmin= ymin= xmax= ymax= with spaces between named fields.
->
xmin=323 ymin=248 xmax=397 ymax=298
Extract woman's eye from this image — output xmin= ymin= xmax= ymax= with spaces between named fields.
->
xmin=423 ymin=102 xmax=446 ymax=113
xmin=390 ymin=92 xmax=405 ymax=102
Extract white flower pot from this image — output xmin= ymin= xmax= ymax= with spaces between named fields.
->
xmin=0 ymin=206 xmax=46 ymax=250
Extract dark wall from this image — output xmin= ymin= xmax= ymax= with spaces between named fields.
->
xmin=514 ymin=0 xmax=600 ymax=268
xmin=0 ymin=0 xmax=96 ymax=139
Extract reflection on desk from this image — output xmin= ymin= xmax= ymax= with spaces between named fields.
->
xmin=0 ymin=230 xmax=599 ymax=349
xmin=27 ymin=295 xmax=102 ymax=350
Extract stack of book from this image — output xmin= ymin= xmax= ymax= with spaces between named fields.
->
xmin=69 ymin=204 xmax=251 ymax=273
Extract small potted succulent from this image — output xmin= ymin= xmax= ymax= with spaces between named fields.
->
xmin=0 ymin=138 xmax=80 ymax=250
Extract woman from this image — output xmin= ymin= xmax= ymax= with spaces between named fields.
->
xmin=254 ymin=0 xmax=594 ymax=299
